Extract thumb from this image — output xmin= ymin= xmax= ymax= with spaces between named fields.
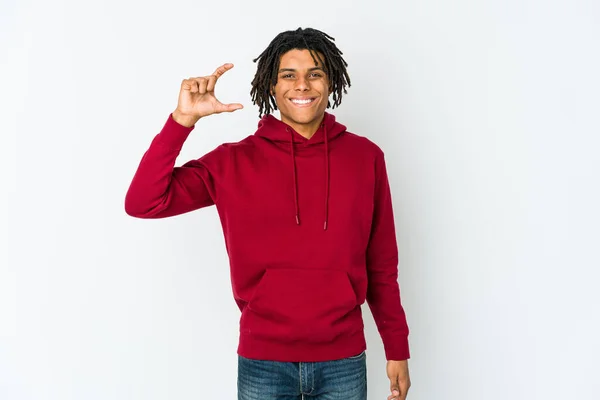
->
xmin=216 ymin=102 xmax=244 ymax=113
xmin=390 ymin=382 xmax=400 ymax=398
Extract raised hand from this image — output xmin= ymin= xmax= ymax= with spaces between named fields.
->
xmin=172 ymin=63 xmax=243 ymax=127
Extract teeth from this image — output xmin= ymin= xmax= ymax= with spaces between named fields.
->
xmin=291 ymin=99 xmax=313 ymax=104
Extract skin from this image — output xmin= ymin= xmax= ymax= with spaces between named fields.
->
xmin=172 ymin=63 xmax=243 ymax=127
xmin=172 ymin=49 xmax=331 ymax=139
xmin=387 ymin=359 xmax=411 ymax=400
xmin=171 ymin=55 xmax=411 ymax=400
xmin=271 ymin=48 xmax=331 ymax=139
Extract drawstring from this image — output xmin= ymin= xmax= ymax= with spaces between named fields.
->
xmin=323 ymin=124 xmax=330 ymax=230
xmin=288 ymin=128 xmax=300 ymax=225
xmin=288 ymin=123 xmax=330 ymax=231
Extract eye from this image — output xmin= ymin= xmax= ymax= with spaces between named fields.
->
xmin=309 ymin=72 xmax=323 ymax=78
xmin=282 ymin=74 xmax=294 ymax=79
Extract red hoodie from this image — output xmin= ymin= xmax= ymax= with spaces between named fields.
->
xmin=125 ymin=112 xmax=410 ymax=362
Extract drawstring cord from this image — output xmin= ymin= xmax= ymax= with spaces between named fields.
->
xmin=323 ymin=124 xmax=329 ymax=230
xmin=288 ymin=128 xmax=301 ymax=225
xmin=288 ymin=122 xmax=330 ymax=230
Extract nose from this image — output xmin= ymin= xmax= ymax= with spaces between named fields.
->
xmin=294 ymin=76 xmax=310 ymax=91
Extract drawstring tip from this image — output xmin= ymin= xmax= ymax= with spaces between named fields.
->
xmin=296 ymin=215 xmax=300 ymax=225
xmin=323 ymin=221 xmax=328 ymax=230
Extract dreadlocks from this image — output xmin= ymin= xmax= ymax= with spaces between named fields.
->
xmin=250 ymin=27 xmax=351 ymax=117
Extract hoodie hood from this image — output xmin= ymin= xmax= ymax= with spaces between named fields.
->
xmin=254 ymin=112 xmax=347 ymax=230
xmin=254 ymin=112 xmax=347 ymax=144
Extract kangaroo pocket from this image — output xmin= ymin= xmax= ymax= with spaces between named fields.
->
xmin=241 ymin=268 xmax=361 ymax=344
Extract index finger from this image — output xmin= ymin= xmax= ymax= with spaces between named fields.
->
xmin=212 ymin=63 xmax=234 ymax=79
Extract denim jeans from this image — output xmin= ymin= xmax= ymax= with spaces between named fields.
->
xmin=237 ymin=350 xmax=367 ymax=400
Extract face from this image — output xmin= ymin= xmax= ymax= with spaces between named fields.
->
xmin=272 ymin=49 xmax=331 ymax=136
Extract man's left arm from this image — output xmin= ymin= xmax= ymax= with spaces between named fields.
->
xmin=365 ymin=151 xmax=411 ymax=400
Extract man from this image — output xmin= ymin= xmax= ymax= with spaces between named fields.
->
xmin=125 ymin=27 xmax=411 ymax=400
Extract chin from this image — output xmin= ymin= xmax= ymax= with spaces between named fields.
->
xmin=284 ymin=110 xmax=324 ymax=123
xmin=293 ymin=114 xmax=319 ymax=123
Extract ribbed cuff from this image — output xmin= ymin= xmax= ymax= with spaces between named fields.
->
xmin=155 ymin=113 xmax=195 ymax=150
xmin=384 ymin=336 xmax=411 ymax=360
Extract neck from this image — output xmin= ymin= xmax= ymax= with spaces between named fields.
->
xmin=281 ymin=114 xmax=325 ymax=139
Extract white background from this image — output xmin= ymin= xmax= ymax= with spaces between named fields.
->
xmin=1 ymin=0 xmax=599 ymax=399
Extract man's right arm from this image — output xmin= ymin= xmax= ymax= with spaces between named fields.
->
xmin=124 ymin=114 xmax=217 ymax=218
xmin=124 ymin=63 xmax=243 ymax=218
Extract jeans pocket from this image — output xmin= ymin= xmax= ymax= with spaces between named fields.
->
xmin=347 ymin=350 xmax=366 ymax=359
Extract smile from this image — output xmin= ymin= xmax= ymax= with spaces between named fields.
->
xmin=289 ymin=98 xmax=316 ymax=107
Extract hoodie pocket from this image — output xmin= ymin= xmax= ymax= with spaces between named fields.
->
xmin=241 ymin=268 xmax=360 ymax=344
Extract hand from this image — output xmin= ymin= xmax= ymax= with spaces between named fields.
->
xmin=172 ymin=63 xmax=243 ymax=127
xmin=386 ymin=359 xmax=411 ymax=400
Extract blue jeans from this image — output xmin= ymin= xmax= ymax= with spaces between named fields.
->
xmin=237 ymin=350 xmax=367 ymax=400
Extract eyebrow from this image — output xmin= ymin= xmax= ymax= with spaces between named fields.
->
xmin=278 ymin=67 xmax=325 ymax=73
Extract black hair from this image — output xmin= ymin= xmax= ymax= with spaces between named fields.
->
xmin=250 ymin=27 xmax=351 ymax=117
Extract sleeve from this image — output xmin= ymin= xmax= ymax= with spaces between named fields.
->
xmin=124 ymin=114 xmax=226 ymax=219
xmin=365 ymin=151 xmax=411 ymax=360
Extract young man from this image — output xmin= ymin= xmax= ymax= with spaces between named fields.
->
xmin=125 ymin=27 xmax=411 ymax=400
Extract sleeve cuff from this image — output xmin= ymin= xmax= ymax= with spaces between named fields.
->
xmin=155 ymin=113 xmax=195 ymax=150
xmin=384 ymin=336 xmax=411 ymax=361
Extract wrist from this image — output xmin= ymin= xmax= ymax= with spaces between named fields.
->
xmin=172 ymin=109 xmax=200 ymax=128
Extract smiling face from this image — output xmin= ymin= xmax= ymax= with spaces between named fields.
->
xmin=272 ymin=49 xmax=331 ymax=138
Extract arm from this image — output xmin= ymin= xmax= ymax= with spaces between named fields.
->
xmin=124 ymin=114 xmax=219 ymax=218
xmin=365 ymin=152 xmax=410 ymax=361
xmin=366 ymin=153 xmax=412 ymax=399
xmin=124 ymin=63 xmax=243 ymax=218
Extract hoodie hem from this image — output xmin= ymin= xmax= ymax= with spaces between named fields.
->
xmin=237 ymin=330 xmax=367 ymax=362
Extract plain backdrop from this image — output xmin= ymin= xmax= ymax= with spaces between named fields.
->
xmin=1 ymin=0 xmax=599 ymax=399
